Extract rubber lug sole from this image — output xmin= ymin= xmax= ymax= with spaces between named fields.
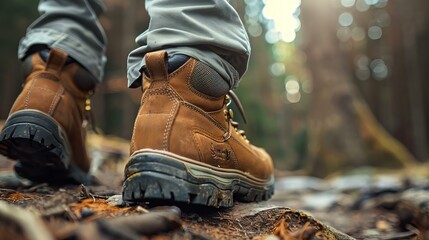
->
xmin=122 ymin=151 xmax=274 ymax=208
xmin=0 ymin=110 xmax=91 ymax=185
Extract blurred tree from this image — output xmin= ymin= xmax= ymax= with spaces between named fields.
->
xmin=0 ymin=1 xmax=38 ymax=118
xmin=92 ymin=0 xmax=147 ymax=139
xmin=337 ymin=0 xmax=429 ymax=162
xmin=389 ymin=0 xmax=429 ymax=161
xmin=300 ymin=0 xmax=416 ymax=176
xmin=231 ymin=0 xmax=287 ymax=162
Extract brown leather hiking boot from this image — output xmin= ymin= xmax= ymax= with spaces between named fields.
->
xmin=123 ymin=51 xmax=274 ymax=207
xmin=0 ymin=48 xmax=94 ymax=184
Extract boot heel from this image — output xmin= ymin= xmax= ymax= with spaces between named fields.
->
xmin=0 ymin=110 xmax=89 ymax=184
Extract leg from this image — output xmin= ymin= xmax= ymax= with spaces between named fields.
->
xmin=0 ymin=0 xmax=107 ymax=184
xmin=123 ymin=0 xmax=274 ymax=207
xmin=19 ymin=0 xmax=107 ymax=82
xmin=127 ymin=0 xmax=250 ymax=89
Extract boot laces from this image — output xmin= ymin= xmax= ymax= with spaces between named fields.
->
xmin=82 ymin=90 xmax=99 ymax=134
xmin=223 ymin=90 xmax=249 ymax=143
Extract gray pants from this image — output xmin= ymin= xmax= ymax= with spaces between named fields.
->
xmin=19 ymin=0 xmax=250 ymax=89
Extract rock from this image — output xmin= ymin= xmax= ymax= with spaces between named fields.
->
xmin=302 ymin=191 xmax=343 ymax=210
xmin=275 ymin=176 xmax=330 ymax=192
xmin=0 ymin=171 xmax=30 ymax=189
xmin=329 ymin=174 xmax=372 ymax=192
xmin=81 ymin=207 xmax=95 ymax=218
xmin=106 ymin=194 xmax=124 ymax=207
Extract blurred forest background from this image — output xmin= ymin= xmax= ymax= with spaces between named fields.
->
xmin=1 ymin=0 xmax=429 ymax=177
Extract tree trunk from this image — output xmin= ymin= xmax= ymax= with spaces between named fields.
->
xmin=395 ymin=0 xmax=428 ymax=161
xmin=300 ymin=0 xmax=416 ymax=177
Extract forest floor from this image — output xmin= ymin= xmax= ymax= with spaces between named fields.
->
xmin=0 ymin=133 xmax=428 ymax=240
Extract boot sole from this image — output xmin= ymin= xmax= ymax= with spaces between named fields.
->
xmin=122 ymin=149 xmax=274 ymax=208
xmin=0 ymin=110 xmax=91 ymax=185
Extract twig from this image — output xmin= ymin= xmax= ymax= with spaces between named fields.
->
xmin=91 ymin=194 xmax=109 ymax=200
xmin=80 ymin=184 xmax=110 ymax=202
xmin=63 ymin=205 xmax=78 ymax=222
xmin=235 ymin=220 xmax=248 ymax=238
xmin=0 ymin=188 xmax=17 ymax=193
xmin=80 ymin=184 xmax=91 ymax=198
xmin=80 ymin=184 xmax=95 ymax=202
xmin=41 ymin=205 xmax=68 ymax=218
xmin=25 ymin=183 xmax=49 ymax=192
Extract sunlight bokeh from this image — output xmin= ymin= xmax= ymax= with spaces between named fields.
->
xmin=262 ymin=0 xmax=301 ymax=43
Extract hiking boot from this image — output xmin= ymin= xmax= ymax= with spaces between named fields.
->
xmin=123 ymin=50 xmax=274 ymax=207
xmin=0 ymin=48 xmax=95 ymax=184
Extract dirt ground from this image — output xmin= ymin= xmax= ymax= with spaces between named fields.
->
xmin=0 ymin=134 xmax=428 ymax=239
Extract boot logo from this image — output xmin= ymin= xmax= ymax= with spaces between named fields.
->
xmin=210 ymin=143 xmax=231 ymax=162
